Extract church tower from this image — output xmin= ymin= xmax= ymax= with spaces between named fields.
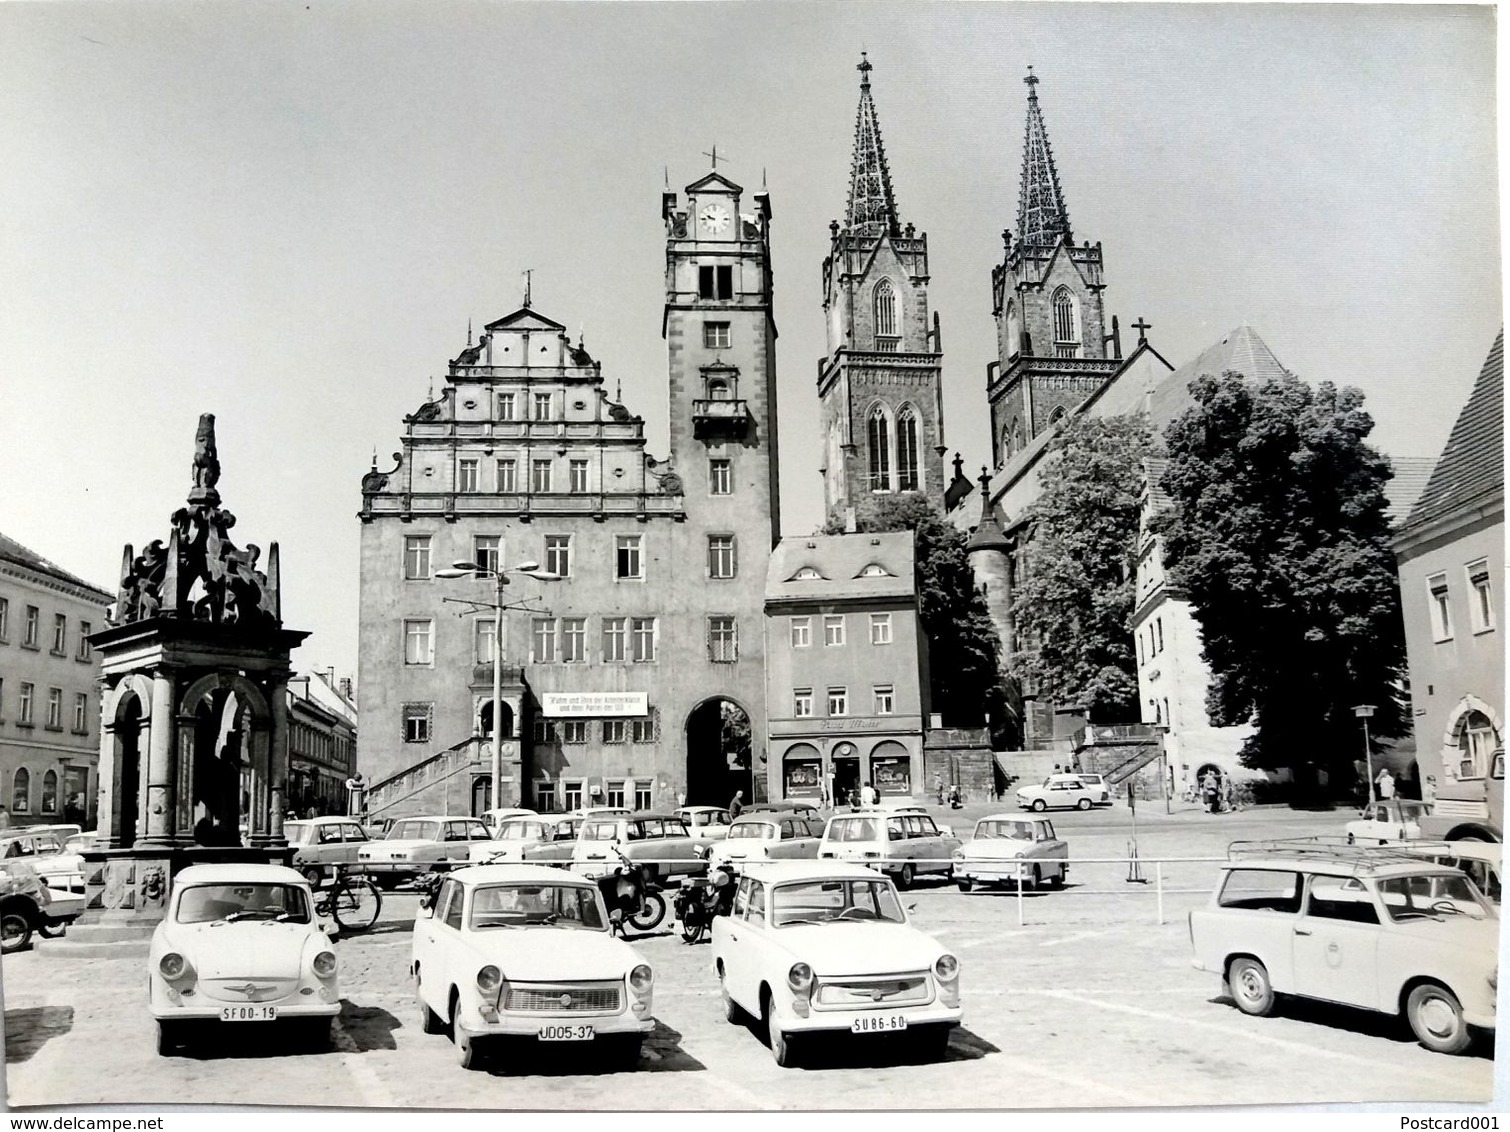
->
xmin=818 ymin=54 xmax=947 ymax=518
xmin=989 ymin=69 xmax=1122 ymax=467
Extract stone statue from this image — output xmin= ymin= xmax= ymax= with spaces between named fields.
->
xmin=191 ymin=413 xmax=220 ymax=492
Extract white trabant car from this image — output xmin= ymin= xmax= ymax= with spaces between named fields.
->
xmin=411 ymin=864 xmax=654 ymax=1070
xmin=1345 ymin=799 xmax=1431 ymax=845
xmin=469 ymin=814 xmax=569 ymax=865
xmin=571 ymin=812 xmax=703 ymax=885
xmin=0 ymin=829 xmax=86 ymax=892
xmin=951 ymin=815 xmax=1069 ymax=891
xmin=510 ymin=808 xmax=632 ymax=866
xmin=356 ymin=815 xmax=493 ymax=888
xmin=148 ymin=864 xmax=340 ymax=1056
xmin=284 ymin=816 xmax=371 ymax=886
xmin=706 ymin=812 xmax=824 ymax=872
xmin=1189 ymin=842 xmax=1498 ymax=1054
xmin=711 ymin=861 xmax=961 ymax=1067
xmin=1016 ymin=773 xmax=1102 ymax=812
xmin=478 ymin=807 xmax=539 ymax=836
xmin=678 ymin=806 xmax=735 ymax=846
xmin=817 ymin=811 xmax=960 ymax=889
xmin=1404 ymin=842 xmax=1502 ymax=910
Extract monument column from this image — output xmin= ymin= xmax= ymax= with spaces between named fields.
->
xmin=268 ymin=674 xmax=291 ymax=843
xmin=139 ymin=670 xmax=178 ymax=846
xmin=173 ymin=709 xmax=197 ymax=845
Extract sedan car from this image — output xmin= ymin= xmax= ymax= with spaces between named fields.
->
xmin=571 ymin=812 xmax=703 ymax=885
xmin=411 ymin=864 xmax=654 ymax=1070
xmin=712 ymin=861 xmax=962 ymax=1067
xmin=1346 ymin=799 xmax=1431 ymax=845
xmin=1073 ymin=774 xmax=1113 ymax=805
xmin=284 ymin=817 xmax=370 ymax=886
xmin=0 ymin=830 xmax=86 ymax=892
xmin=1016 ymin=774 xmax=1101 ymax=812
xmin=468 ymin=815 xmax=568 ymax=865
xmin=677 ymin=806 xmax=734 ymax=847
xmin=952 ymin=815 xmax=1069 ymax=891
xmin=706 ymin=812 xmax=824 ymax=872
xmin=148 ymin=864 xmax=340 ymax=1056
xmin=1 ymin=861 xmax=85 ymax=953
xmin=356 ymin=815 xmax=493 ymax=888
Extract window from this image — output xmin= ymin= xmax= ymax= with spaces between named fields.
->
xmin=569 ymin=459 xmax=589 ymax=494
xmin=869 ymin=612 xmax=892 ymax=645
xmin=824 ymin=615 xmax=846 ymax=647
xmin=474 ymin=618 xmax=498 ymax=664
xmin=563 ymin=781 xmax=584 ymax=811
xmin=793 ymin=688 xmax=813 ymax=718
xmin=404 ymin=535 xmax=431 ymax=580
xmin=561 ymin=617 xmax=586 ymax=663
xmin=616 ymin=535 xmax=643 ymax=580
xmin=603 ymin=617 xmax=627 ymax=662
xmin=709 ymin=616 xmax=738 ymax=662
xmin=533 ymin=392 xmax=553 ymax=420
xmin=0 ymin=597 xmax=8 ymax=641
xmin=827 ymin=687 xmax=848 ymax=716
xmin=534 ymin=781 xmax=559 ymax=813
xmin=603 ymin=719 xmax=628 ymax=744
xmin=498 ymin=392 xmax=516 ymax=421
xmin=473 ymin=535 xmax=501 ymax=575
xmin=76 ymin=622 xmax=91 ymax=661
xmin=1052 ymin=287 xmax=1079 ymax=356
xmin=18 ymin=683 xmax=33 ymax=725
xmin=790 ymin=617 xmax=811 ymax=648
xmin=12 ymin=768 xmax=29 ymax=814
xmin=703 ymin=322 xmax=731 ymax=349
xmin=1155 ymin=617 xmax=1164 ymax=653
xmin=562 ymin=720 xmax=588 ymax=745
xmin=1136 ymin=633 xmax=1145 ymax=665
xmin=1428 ymin=573 xmax=1453 ymax=641
xmin=605 ymin=780 xmax=627 ymax=808
xmin=867 ymin=406 xmax=891 ymax=492
xmin=403 ymin=620 xmax=433 ymax=665
xmin=793 ymin=566 xmax=823 ymax=580
xmin=708 ymin=535 xmax=736 ymax=579
xmin=51 ymin=614 xmax=67 ymax=655
xmin=532 ymin=618 xmax=558 ymax=663
xmin=1467 ymin=560 xmax=1494 ymax=633
xmin=631 ymin=617 xmax=657 ymax=663
xmin=24 ymin=605 xmax=39 ymax=648
xmin=874 ymin=684 xmax=894 ymax=714
xmin=44 ymin=688 xmax=61 ymax=729
xmin=703 ymin=458 xmax=733 ymax=498
xmin=874 ymin=279 xmax=898 ymax=339
xmin=698 ymin=264 xmax=734 ymax=300
xmin=40 ymin=770 xmax=57 ymax=815
xmin=73 ymin=692 xmax=88 ymax=734
xmin=497 ymin=459 xmax=517 ymax=493
xmin=896 ymin=405 xmax=920 ymax=492
xmin=402 ymin=704 xmax=432 ymax=744
xmin=634 ymin=781 xmax=654 ymax=810
xmin=533 ymin=717 xmax=557 ymax=744
xmin=458 ymin=458 xmax=480 ymax=493
xmin=632 ymin=709 xmax=659 ymax=743
xmin=532 ymin=459 xmax=553 ymax=493
xmin=544 ymin=535 xmax=571 ymax=578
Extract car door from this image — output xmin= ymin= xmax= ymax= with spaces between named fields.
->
xmin=915 ymin=815 xmax=952 ymax=872
xmin=414 ymin=877 xmax=457 ymax=1013
xmin=338 ymin=822 xmax=368 ymax=866
xmin=720 ymin=877 xmax=756 ymax=1009
xmin=734 ymin=878 xmax=769 ymax=1007
xmin=1290 ymin=874 xmax=1382 ymax=1008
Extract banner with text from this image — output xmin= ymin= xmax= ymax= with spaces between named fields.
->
xmin=541 ymin=692 xmax=649 ymax=718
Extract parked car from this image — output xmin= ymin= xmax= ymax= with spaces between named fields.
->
xmin=517 ymin=809 xmax=632 ymax=866
xmin=410 ymin=863 xmax=654 ymax=1070
xmin=148 ymin=863 xmax=340 ymax=1056
xmin=357 ymin=816 xmax=493 ymax=888
xmin=1189 ymin=841 xmax=1498 ymax=1054
xmin=1404 ymin=842 xmax=1502 ymax=909
xmin=284 ymin=817 xmax=371 ymax=886
xmin=0 ymin=829 xmax=86 ymax=892
xmin=952 ymin=815 xmax=1069 ymax=891
xmin=479 ymin=807 xmax=539 ymax=837
xmin=571 ymin=812 xmax=702 ymax=885
xmin=817 ymin=811 xmax=960 ymax=890
xmin=743 ymin=801 xmax=824 ymax=822
xmin=1 ymin=861 xmax=85 ymax=953
xmin=677 ymin=806 xmax=734 ymax=846
xmin=1072 ymin=774 xmax=1112 ymax=804
xmin=1346 ymin=799 xmax=1431 ymax=845
xmin=63 ymin=832 xmax=98 ymax=855
xmin=1016 ymin=774 xmax=1101 ymax=812
xmin=469 ymin=815 xmax=568 ymax=865
xmin=710 ymin=860 xmax=962 ymax=1067
xmin=706 ymin=812 xmax=824 ymax=871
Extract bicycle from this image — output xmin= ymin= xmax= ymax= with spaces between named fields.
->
xmin=312 ymin=865 xmax=382 ymax=932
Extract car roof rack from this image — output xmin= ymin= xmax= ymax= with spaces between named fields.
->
xmin=1226 ymin=837 xmax=1448 ymax=871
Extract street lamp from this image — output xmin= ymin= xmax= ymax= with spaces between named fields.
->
xmin=436 ymin=559 xmax=557 ymax=810
xmin=1353 ymin=704 xmax=1377 ymax=806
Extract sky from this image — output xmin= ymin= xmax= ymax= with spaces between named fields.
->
xmin=0 ymin=1 xmax=1500 ymax=686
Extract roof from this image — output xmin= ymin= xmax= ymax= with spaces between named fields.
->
xmin=449 ymin=863 xmax=595 ymax=885
xmin=738 ymin=860 xmax=886 ymax=883
xmin=1403 ymin=329 xmax=1504 ymax=530
xmin=0 ymin=532 xmax=113 ymax=601
xmin=1145 ymin=325 xmax=1290 ymax=430
xmin=845 ymin=53 xmax=901 ymax=237
xmin=482 ymin=307 xmax=567 ymax=333
xmin=173 ymin=863 xmax=308 ymax=885
xmin=1017 ymin=70 xmax=1073 ymax=247
xmin=1381 ymin=456 xmax=1438 ymax=528
xmin=765 ymin=531 xmax=916 ymax=605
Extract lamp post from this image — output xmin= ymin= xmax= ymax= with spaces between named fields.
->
xmin=1353 ymin=704 xmax=1377 ymax=806
xmin=436 ymin=559 xmax=557 ymax=810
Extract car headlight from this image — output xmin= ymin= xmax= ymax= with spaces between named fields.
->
xmin=786 ymin=962 xmax=814 ymax=993
xmin=951 ymin=849 xmax=965 ymax=860
xmin=934 ymin=954 xmax=959 ymax=981
xmin=476 ymin=965 xmax=502 ymax=993
xmin=629 ymin=964 xmax=653 ymax=994
xmin=159 ymin=952 xmax=189 ymax=980
xmin=312 ymin=951 xmax=337 ymax=979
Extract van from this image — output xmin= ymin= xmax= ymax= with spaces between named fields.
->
xmin=817 ymin=811 xmax=960 ymax=889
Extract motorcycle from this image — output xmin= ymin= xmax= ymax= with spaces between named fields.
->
xmin=596 ymin=846 xmax=667 ymax=936
xmin=673 ymin=865 xmax=737 ymax=944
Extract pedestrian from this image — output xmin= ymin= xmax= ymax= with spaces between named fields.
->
xmin=1053 ymin=763 xmax=1063 ymax=774
xmin=1375 ymin=767 xmax=1396 ymax=801
xmin=862 ymin=780 xmax=878 ymax=807
xmin=1202 ymin=770 xmax=1220 ymax=814
xmin=1223 ymin=776 xmax=1236 ymax=813
xmin=1423 ymin=775 xmax=1438 ymax=805
xmin=729 ymin=789 xmax=745 ymax=820
xmin=934 ymin=773 xmax=945 ymax=806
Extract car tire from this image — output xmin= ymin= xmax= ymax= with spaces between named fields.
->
xmin=896 ymin=864 xmax=916 ymax=890
xmin=417 ymin=978 xmax=444 ymax=1034
xmin=1049 ymin=866 xmax=1066 ymax=889
xmin=956 ymin=877 xmax=973 ymax=893
xmin=763 ymin=990 xmax=797 ymax=1068
xmin=1077 ymin=798 xmax=1092 ymax=811
xmin=1406 ymin=982 xmax=1472 ymax=1055
xmin=301 ymin=866 xmax=324 ymax=889
xmin=155 ymin=1020 xmax=183 ymax=1057
xmin=1030 ymin=864 xmax=1042 ymax=889
xmin=452 ymin=996 xmax=483 ymax=1070
xmin=1031 ymin=800 xmax=1047 ymax=813
xmin=719 ymin=966 xmax=746 ymax=1024
xmin=0 ymin=906 xmax=34 ymax=954
xmin=1227 ymin=957 xmax=1277 ymax=1017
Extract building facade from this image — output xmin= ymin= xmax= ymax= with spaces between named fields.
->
xmin=287 ymin=670 xmax=357 ymax=817
xmin=764 ymin=531 xmax=928 ymax=805
xmin=358 ymin=163 xmax=780 ymax=817
xmin=818 ymin=56 xmax=947 ymax=517
xmin=0 ymin=534 xmax=112 ymax=829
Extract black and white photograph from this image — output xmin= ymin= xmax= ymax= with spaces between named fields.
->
xmin=0 ymin=0 xmax=1503 ymax=1114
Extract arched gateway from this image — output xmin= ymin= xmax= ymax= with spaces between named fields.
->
xmin=685 ymin=696 xmax=754 ymax=807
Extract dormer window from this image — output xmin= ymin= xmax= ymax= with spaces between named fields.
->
xmin=858 ymin=563 xmax=892 ymax=578
xmin=699 ymin=265 xmax=734 ymax=301
xmin=791 ymin=566 xmax=824 ymax=581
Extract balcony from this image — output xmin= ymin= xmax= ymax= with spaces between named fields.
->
xmin=691 ymin=398 xmax=752 ymax=438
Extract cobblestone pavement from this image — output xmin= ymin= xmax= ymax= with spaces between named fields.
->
xmin=3 ymin=805 xmax=1499 ymax=1110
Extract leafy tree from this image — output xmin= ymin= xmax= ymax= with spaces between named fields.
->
xmin=1154 ymin=370 xmax=1407 ymax=796
xmin=822 ymin=494 xmax=1005 ymax=731
xmin=722 ymin=700 xmax=751 ymax=772
xmin=1013 ymin=416 xmax=1152 ymax=723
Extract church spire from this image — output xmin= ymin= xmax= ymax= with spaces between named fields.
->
xmin=1017 ymin=66 xmax=1072 ymax=247
xmin=845 ymin=53 xmax=901 ymax=237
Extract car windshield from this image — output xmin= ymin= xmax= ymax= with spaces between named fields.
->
xmin=827 ymin=817 xmax=879 ymax=843
xmin=1377 ymin=873 xmax=1491 ymax=922
xmin=771 ymin=879 xmax=906 ymax=926
xmin=469 ymin=883 xmax=606 ymax=931
xmin=581 ymin=822 xmax=620 ymax=842
xmin=728 ymin=822 xmax=778 ymax=841
xmin=176 ymin=882 xmax=312 ymax=924
xmin=497 ymin=823 xmax=540 ymax=841
xmin=389 ymin=820 xmax=441 ymax=841
xmin=283 ymin=822 xmax=314 ymax=845
xmin=974 ymin=820 xmax=1035 ymax=841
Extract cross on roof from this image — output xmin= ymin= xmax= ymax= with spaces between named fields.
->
xmin=1131 ymin=316 xmax=1152 ymax=342
xmin=522 ymin=268 xmax=534 ymax=309
xmin=702 ymin=144 xmax=727 ymax=170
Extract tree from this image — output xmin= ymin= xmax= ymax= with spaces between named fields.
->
xmin=1155 ymin=370 xmax=1408 ymax=795
xmin=1013 ymin=416 xmax=1152 ymax=723
xmin=823 ymin=493 xmax=1005 ymax=730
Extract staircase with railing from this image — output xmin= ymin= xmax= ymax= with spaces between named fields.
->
xmin=364 ymin=736 xmax=485 ymax=817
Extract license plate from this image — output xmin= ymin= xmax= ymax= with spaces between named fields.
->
xmin=851 ymin=1014 xmax=908 ymax=1033
xmin=538 ymin=1024 xmax=595 ymax=1041
xmin=220 ymin=1005 xmax=277 ymax=1022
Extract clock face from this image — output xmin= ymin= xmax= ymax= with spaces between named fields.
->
xmin=699 ymin=203 xmax=730 ymax=234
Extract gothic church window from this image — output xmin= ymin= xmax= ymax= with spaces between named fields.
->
xmin=867 ymin=405 xmax=892 ymax=492
xmin=896 ymin=404 xmax=920 ymax=492
xmin=1048 ymin=406 xmax=1068 ymax=427
xmin=874 ymin=280 xmax=899 ymax=351
xmin=1006 ymin=301 xmax=1022 ymax=359
xmin=1052 ymin=288 xmax=1080 ymax=358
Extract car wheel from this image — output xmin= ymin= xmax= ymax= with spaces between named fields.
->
xmin=1077 ymin=798 xmax=1092 ymax=811
xmin=155 ymin=1020 xmax=183 ymax=1057
xmin=896 ymin=864 xmax=916 ymax=890
xmin=1406 ymin=982 xmax=1472 ymax=1054
xmin=451 ymin=995 xmax=483 ymax=1070
xmin=719 ymin=966 xmax=746 ymax=1024
xmin=416 ymin=976 xmax=444 ymax=1034
xmin=0 ymin=907 xmax=34 ymax=954
xmin=301 ymin=866 xmax=324 ymax=888
xmin=763 ymin=990 xmax=797 ymax=1068
xmin=956 ymin=876 xmax=973 ymax=893
xmin=1227 ymin=957 xmax=1277 ymax=1017
xmin=1049 ymin=866 xmax=1066 ymax=889
xmin=1030 ymin=865 xmax=1042 ymax=889
xmin=1031 ymin=799 xmax=1047 ymax=813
